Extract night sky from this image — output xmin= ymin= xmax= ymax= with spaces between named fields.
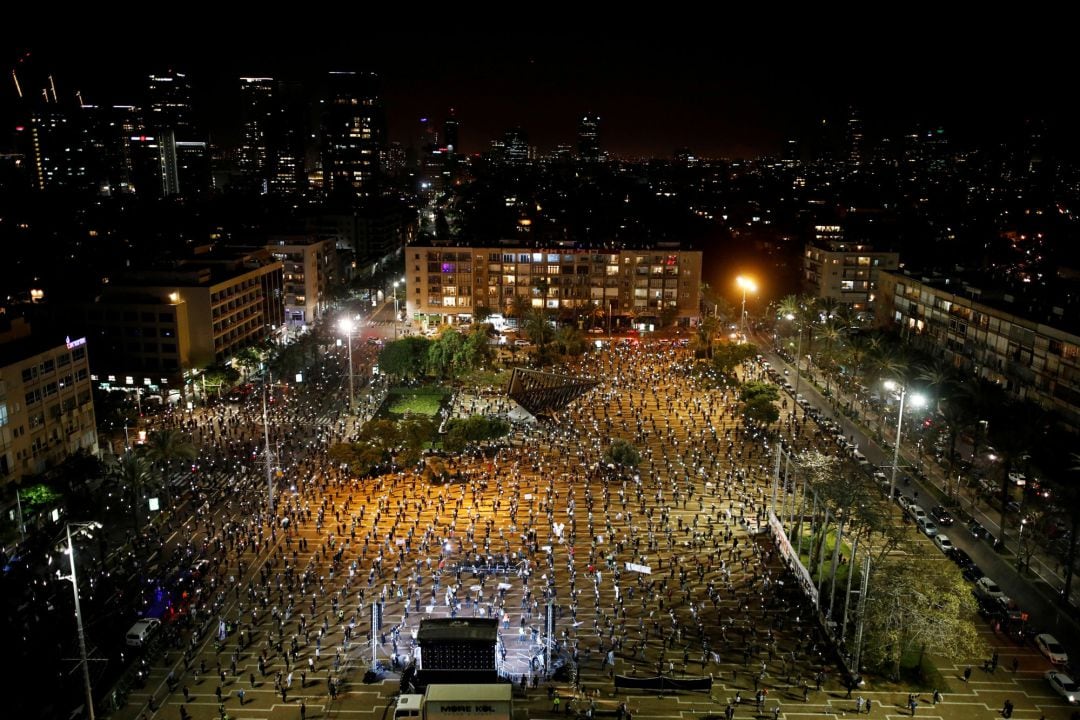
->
xmin=5 ymin=23 xmax=1078 ymax=159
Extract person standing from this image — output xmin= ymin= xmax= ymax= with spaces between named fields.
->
xmin=963 ymin=666 xmax=972 ymax=682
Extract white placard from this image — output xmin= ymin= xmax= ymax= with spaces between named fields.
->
xmin=497 ymin=583 xmax=512 ymax=591
xmin=625 ymin=562 xmax=652 ymax=574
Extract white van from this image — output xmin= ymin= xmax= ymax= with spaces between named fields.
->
xmin=125 ymin=618 xmax=161 ymax=647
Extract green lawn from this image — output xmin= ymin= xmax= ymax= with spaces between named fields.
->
xmin=386 ymin=388 xmax=448 ymax=417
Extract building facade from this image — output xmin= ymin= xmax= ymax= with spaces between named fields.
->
xmin=82 ymin=249 xmax=284 ymax=398
xmin=267 ymin=236 xmax=337 ymax=327
xmin=406 ymin=244 xmax=702 ymax=328
xmin=321 ymin=71 xmax=384 ymax=199
xmin=876 ymin=269 xmax=1080 ymax=428
xmin=0 ymin=319 xmax=98 ymax=484
xmin=802 ymin=225 xmax=899 ymax=314
xmin=78 ymin=291 xmax=191 ymax=402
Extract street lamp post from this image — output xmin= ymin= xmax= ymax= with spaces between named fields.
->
xmin=785 ymin=312 xmax=803 ymax=403
xmin=883 ymin=380 xmax=926 ymax=504
xmin=338 ymin=318 xmax=355 ymax=413
xmin=393 ymin=281 xmax=401 ymax=339
xmin=59 ymin=521 xmax=103 ymax=720
xmin=736 ymin=276 xmax=757 ymax=340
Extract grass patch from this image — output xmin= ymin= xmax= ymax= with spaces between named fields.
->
xmin=384 ymin=387 xmax=450 ymax=417
xmin=795 ymin=526 xmax=856 ymax=585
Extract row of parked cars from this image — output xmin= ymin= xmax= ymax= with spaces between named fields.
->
xmin=758 ymin=354 xmax=1077 ymax=703
xmin=899 ymin=494 xmax=1077 ymax=702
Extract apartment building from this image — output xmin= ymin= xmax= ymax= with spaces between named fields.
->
xmin=406 ymin=243 xmax=702 ymax=328
xmin=0 ymin=318 xmax=98 ymax=485
xmin=877 ymin=269 xmax=1080 ymax=428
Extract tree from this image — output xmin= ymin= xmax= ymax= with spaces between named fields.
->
xmin=235 ymin=347 xmax=262 ymax=376
xmin=443 ymin=415 xmax=511 ymax=452
xmin=523 ymin=309 xmax=555 ymax=349
xmin=473 ymin=305 xmax=494 ymax=324
xmin=115 ymin=452 xmax=155 ymax=532
xmin=693 ymin=316 xmax=721 ymax=359
xmin=141 ymin=429 xmax=197 ymax=508
xmin=509 ymin=295 xmax=531 ymax=326
xmin=986 ymin=399 xmax=1043 ymax=545
xmin=711 ymin=342 xmax=757 ymax=384
xmin=379 ymin=337 xmax=432 ymax=380
xmin=553 ymin=326 xmax=587 ymax=356
xmin=1058 ymin=453 xmax=1080 ymax=602
xmin=603 ymin=438 xmax=641 ymax=469
xmin=862 ymin=553 xmax=985 ymax=680
xmin=459 ymin=329 xmax=495 ymax=371
xmin=428 ymin=330 xmax=466 ymax=380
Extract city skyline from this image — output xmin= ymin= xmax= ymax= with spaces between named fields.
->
xmin=7 ymin=30 xmax=1079 ymax=159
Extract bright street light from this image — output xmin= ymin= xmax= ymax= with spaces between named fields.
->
xmin=338 ymin=318 xmax=356 ymax=413
xmin=736 ymin=276 xmax=757 ymax=339
xmin=883 ymin=380 xmax=926 ymax=503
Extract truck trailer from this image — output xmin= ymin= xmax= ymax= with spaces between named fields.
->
xmin=395 ymin=683 xmax=512 ymax=720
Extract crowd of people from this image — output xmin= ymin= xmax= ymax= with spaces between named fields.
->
xmin=130 ymin=340 xmax=854 ymax=720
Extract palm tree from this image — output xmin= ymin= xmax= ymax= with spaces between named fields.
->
xmin=694 ymin=316 xmax=721 ymax=359
xmin=142 ymin=429 xmax=197 ymax=508
xmin=116 ymin=452 xmax=155 ymax=533
xmin=917 ymin=359 xmax=961 ymax=407
xmin=522 ymin=309 xmax=554 ymax=350
xmin=1059 ymin=453 xmax=1080 ymax=603
xmin=814 ymin=319 xmax=845 ymax=396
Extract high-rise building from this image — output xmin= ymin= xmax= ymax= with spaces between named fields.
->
xmin=145 ymin=70 xmax=209 ymax=197
xmin=81 ymin=104 xmax=142 ymax=196
xmin=147 ymin=70 xmax=195 ymax=131
xmin=269 ymin=80 xmax=308 ymax=197
xmin=238 ymin=77 xmax=275 ymax=192
xmin=502 ymin=127 xmax=529 ymax=165
xmin=578 ymin=113 xmax=601 ymax=161
xmin=845 ymin=106 xmax=863 ymax=168
xmin=443 ymin=111 xmax=460 ymax=153
xmin=322 ymin=71 xmax=385 ymax=201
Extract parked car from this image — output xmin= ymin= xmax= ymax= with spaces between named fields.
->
xmin=919 ymin=518 xmax=939 ymax=537
xmin=974 ymin=576 xmax=1005 ymax=601
xmin=1045 ymin=670 xmax=1078 ymax=704
xmin=1036 ymin=634 xmax=1070 ymax=665
xmin=962 ymin=564 xmax=985 ymax=582
xmin=125 ymin=618 xmax=161 ymax=647
xmin=909 ymin=505 xmax=928 ymax=523
xmin=929 ymin=506 xmax=954 ymax=526
xmin=933 ymin=534 xmax=954 ymax=554
xmin=951 ymin=548 xmax=974 ymax=569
